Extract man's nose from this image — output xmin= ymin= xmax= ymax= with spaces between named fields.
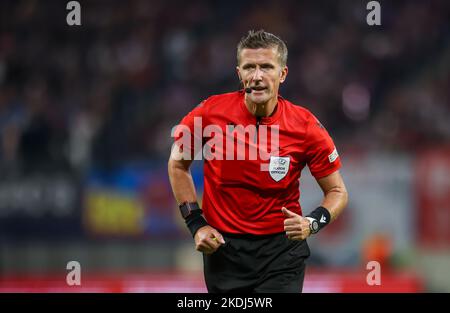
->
xmin=251 ymin=67 xmax=263 ymax=81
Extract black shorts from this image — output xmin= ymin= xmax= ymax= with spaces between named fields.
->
xmin=203 ymin=232 xmax=310 ymax=293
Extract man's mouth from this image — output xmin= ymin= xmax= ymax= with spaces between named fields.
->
xmin=250 ymin=86 xmax=267 ymax=91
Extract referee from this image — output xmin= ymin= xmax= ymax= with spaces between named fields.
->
xmin=168 ymin=30 xmax=348 ymax=293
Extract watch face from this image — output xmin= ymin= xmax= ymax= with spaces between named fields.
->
xmin=179 ymin=203 xmax=191 ymax=219
xmin=311 ymin=220 xmax=319 ymax=233
xmin=179 ymin=202 xmax=202 ymax=219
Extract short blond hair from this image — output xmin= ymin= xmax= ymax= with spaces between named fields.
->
xmin=237 ymin=29 xmax=288 ymax=66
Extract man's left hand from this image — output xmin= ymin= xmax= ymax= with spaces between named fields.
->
xmin=282 ymin=207 xmax=311 ymax=240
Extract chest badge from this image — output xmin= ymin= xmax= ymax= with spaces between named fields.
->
xmin=269 ymin=156 xmax=290 ymax=182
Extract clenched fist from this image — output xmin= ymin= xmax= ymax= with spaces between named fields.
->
xmin=194 ymin=225 xmax=225 ymax=254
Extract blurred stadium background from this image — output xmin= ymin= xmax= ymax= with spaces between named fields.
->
xmin=0 ymin=0 xmax=449 ymax=292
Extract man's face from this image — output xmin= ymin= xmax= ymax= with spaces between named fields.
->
xmin=237 ymin=47 xmax=288 ymax=105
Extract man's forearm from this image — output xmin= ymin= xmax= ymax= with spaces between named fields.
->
xmin=315 ymin=171 xmax=348 ymax=224
xmin=168 ymin=158 xmax=198 ymax=204
xmin=168 ymin=158 xmax=211 ymax=238
xmin=320 ymin=185 xmax=348 ymax=222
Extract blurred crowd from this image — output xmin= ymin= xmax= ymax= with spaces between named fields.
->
xmin=0 ymin=0 xmax=449 ymax=174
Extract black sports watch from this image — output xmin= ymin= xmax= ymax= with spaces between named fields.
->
xmin=179 ymin=202 xmax=202 ymax=219
xmin=306 ymin=217 xmax=319 ymax=234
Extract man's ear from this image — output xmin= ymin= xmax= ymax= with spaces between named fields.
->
xmin=236 ymin=66 xmax=242 ymax=82
xmin=280 ymin=66 xmax=288 ymax=83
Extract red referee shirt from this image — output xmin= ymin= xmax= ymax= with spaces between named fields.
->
xmin=174 ymin=91 xmax=341 ymax=235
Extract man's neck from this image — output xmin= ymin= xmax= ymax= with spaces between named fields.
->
xmin=245 ymin=97 xmax=278 ymax=118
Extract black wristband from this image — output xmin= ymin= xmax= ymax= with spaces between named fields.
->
xmin=185 ymin=211 xmax=209 ymax=237
xmin=179 ymin=202 xmax=209 ymax=237
xmin=306 ymin=206 xmax=331 ymax=233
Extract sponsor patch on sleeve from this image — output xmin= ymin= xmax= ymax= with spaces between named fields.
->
xmin=328 ymin=148 xmax=339 ymax=163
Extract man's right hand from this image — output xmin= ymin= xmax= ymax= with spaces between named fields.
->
xmin=194 ymin=225 xmax=225 ymax=255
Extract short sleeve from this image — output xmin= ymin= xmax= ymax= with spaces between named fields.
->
xmin=305 ymin=113 xmax=341 ymax=179
xmin=172 ymin=99 xmax=207 ymax=160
